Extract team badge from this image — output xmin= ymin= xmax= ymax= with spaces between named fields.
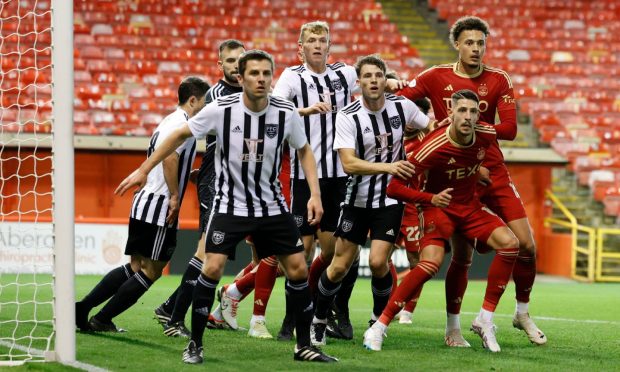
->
xmin=424 ymin=222 xmax=436 ymax=234
xmin=341 ymin=219 xmax=353 ymax=232
xmin=212 ymin=231 xmax=225 ymax=245
xmin=331 ymin=79 xmax=343 ymax=91
xmin=478 ymin=84 xmax=488 ymax=97
xmin=477 ymin=148 xmax=486 ymax=160
xmin=294 ymin=215 xmax=304 ymax=227
xmin=389 ymin=116 xmax=402 ymax=129
xmin=265 ymin=124 xmax=278 ymax=139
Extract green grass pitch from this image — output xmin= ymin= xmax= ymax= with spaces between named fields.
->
xmin=2 ymin=275 xmax=620 ymax=371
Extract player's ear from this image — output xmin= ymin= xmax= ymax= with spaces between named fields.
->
xmin=217 ymin=59 xmax=224 ymax=72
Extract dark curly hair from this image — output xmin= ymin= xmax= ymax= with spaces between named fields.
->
xmin=449 ymin=16 xmax=490 ymax=45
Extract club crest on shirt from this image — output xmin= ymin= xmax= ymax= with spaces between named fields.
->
xmin=331 ymin=79 xmax=343 ymax=91
xmin=265 ymin=124 xmax=278 ymax=139
xmin=341 ymin=219 xmax=353 ymax=232
xmin=478 ymin=84 xmax=488 ymax=97
xmin=389 ymin=116 xmax=402 ymax=129
xmin=477 ymin=148 xmax=486 ymax=160
xmin=294 ymin=215 xmax=304 ymax=227
xmin=425 ymin=222 xmax=436 ymax=234
xmin=212 ymin=231 xmax=225 ymax=245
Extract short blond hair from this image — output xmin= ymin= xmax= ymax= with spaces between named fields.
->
xmin=298 ymin=21 xmax=330 ymax=44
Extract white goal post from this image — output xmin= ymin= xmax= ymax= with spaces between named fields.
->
xmin=0 ymin=0 xmax=74 ymax=365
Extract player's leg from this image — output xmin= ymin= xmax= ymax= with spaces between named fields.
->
xmin=399 ymin=250 xmax=420 ymax=324
xmin=364 ymin=243 xmax=445 ymax=351
xmin=327 ymin=251 xmax=358 ymax=340
xmin=484 ymin=180 xmax=546 ymax=345
xmin=367 ymin=204 xmax=405 ymax=325
xmin=507 ymin=217 xmax=546 ymax=345
xmin=75 ymin=257 xmax=137 ymax=331
xmin=469 ymin=211 xmax=519 ymax=353
xmin=183 ymin=213 xmax=245 ymax=364
xmin=256 ymin=213 xmax=337 ymax=363
xmin=158 ymin=234 xmax=206 ymax=332
xmin=90 ymin=254 xmax=168 ymax=332
xmin=444 ymin=233 xmax=473 ymax=347
xmin=184 ymin=252 xmax=228 ymax=364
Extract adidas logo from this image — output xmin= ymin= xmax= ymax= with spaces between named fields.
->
xmin=444 ymin=84 xmax=453 ymax=91
xmin=386 ymin=229 xmax=394 ymax=236
xmin=296 ymin=238 xmax=303 ymax=247
xmin=448 ymin=157 xmax=456 ymax=164
xmin=254 ymin=299 xmax=264 ymax=307
xmin=363 ymin=127 xmax=372 ymax=134
xmin=232 ymin=125 xmax=242 ymax=133
xmin=194 ymin=306 xmax=210 ymax=316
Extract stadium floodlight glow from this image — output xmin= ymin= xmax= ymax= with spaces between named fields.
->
xmin=0 ymin=0 xmax=74 ymax=365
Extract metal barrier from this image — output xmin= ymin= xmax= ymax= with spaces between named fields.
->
xmin=544 ymin=190 xmax=596 ymax=282
xmin=596 ymin=228 xmax=620 ymax=282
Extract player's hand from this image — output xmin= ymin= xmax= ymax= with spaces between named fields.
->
xmin=115 ymin=168 xmax=148 ymax=196
xmin=306 ymin=195 xmax=323 ymax=226
xmin=478 ymin=166 xmax=491 ymax=186
xmin=386 ymin=78 xmax=408 ymax=92
xmin=302 ymin=102 xmax=332 ymax=116
xmin=189 ymin=169 xmax=200 ymax=184
xmin=390 ymin=160 xmax=416 ymax=180
xmin=431 ymin=188 xmax=453 ymax=208
xmin=435 ymin=117 xmax=451 ymax=130
xmin=166 ymin=194 xmax=180 ymax=225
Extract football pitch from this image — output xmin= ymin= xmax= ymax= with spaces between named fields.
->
xmin=3 ymin=275 xmax=620 ymax=371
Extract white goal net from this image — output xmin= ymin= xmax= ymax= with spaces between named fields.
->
xmin=0 ymin=0 xmax=74 ymax=365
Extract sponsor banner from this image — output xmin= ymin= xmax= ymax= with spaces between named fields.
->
xmin=0 ymin=222 xmax=128 ymax=274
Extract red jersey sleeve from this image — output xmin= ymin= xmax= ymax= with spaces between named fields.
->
xmin=386 ymin=158 xmax=434 ymax=205
xmin=396 ymin=68 xmax=432 ymax=101
xmin=492 ymin=73 xmax=517 ymax=141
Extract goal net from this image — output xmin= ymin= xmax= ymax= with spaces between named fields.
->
xmin=0 ymin=0 xmax=74 ymax=365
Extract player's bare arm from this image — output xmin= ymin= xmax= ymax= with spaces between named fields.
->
xmin=162 ymin=152 xmax=180 ymax=225
xmin=115 ymin=124 xmax=194 ymax=196
xmin=297 ymin=143 xmax=323 ymax=225
xmin=385 ymin=78 xmax=408 ymax=93
xmin=298 ymin=102 xmax=332 ymax=116
xmin=338 ymin=148 xmax=415 ymax=179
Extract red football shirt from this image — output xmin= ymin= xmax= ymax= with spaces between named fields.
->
xmin=398 ymin=63 xmax=516 ymax=174
xmin=388 ymin=122 xmax=496 ymax=206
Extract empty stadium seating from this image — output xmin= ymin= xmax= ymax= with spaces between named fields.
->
xmin=1 ymin=0 xmax=423 ymax=137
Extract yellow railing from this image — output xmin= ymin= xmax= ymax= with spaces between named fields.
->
xmin=545 ymin=190 xmax=620 ymax=282
xmin=544 ymin=190 xmax=596 ymax=282
xmin=596 ymin=228 xmax=620 ymax=282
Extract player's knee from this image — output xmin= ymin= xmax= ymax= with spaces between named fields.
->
xmin=496 ymin=233 xmax=519 ymax=250
xmin=203 ymin=262 xmax=224 ymax=280
xmin=518 ymin=238 xmax=536 ymax=255
xmin=368 ymin=257 xmax=388 ymax=277
xmin=142 ymin=267 xmax=163 ymax=282
xmin=328 ymin=260 xmax=349 ymax=281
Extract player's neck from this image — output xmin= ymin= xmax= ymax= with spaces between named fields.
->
xmin=305 ymin=61 xmax=327 ymax=74
xmin=223 ymin=77 xmax=241 ymax=88
xmin=456 ymin=60 xmax=482 ymax=76
xmin=448 ymin=125 xmax=473 ymax=146
xmin=362 ymin=95 xmax=385 ymax=112
xmin=242 ymin=93 xmax=269 ymax=113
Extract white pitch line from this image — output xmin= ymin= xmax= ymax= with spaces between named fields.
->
xmin=0 ymin=340 xmax=108 ymax=371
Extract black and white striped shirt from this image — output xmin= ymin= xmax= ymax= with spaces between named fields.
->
xmin=273 ymin=62 xmax=358 ymax=180
xmin=200 ymin=80 xmax=244 ymax=185
xmin=334 ymin=94 xmax=429 ymax=208
xmin=130 ymin=108 xmax=197 ymax=226
xmin=187 ymin=93 xmax=307 ymax=217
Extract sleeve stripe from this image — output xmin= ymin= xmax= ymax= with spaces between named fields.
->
xmin=483 ymin=66 xmax=513 ymax=89
xmin=415 ymin=135 xmax=449 ymax=163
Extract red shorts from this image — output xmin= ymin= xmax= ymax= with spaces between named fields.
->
xmin=478 ymin=168 xmax=527 ymax=223
xmin=398 ymin=216 xmax=421 ymax=253
xmin=418 ymin=202 xmax=506 ymax=251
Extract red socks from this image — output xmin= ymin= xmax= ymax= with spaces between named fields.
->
xmin=308 ymin=255 xmax=330 ymax=296
xmin=445 ymin=260 xmax=471 ymax=315
xmin=253 ymin=256 xmax=278 ymax=316
xmin=483 ymin=248 xmax=519 ymax=311
xmin=513 ymin=254 xmax=536 ymax=303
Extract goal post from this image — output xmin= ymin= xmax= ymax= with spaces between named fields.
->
xmin=51 ymin=0 xmax=75 ymax=363
xmin=0 ymin=0 xmax=74 ymax=365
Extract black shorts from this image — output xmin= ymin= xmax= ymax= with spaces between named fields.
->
xmin=124 ymin=218 xmax=177 ymax=262
xmin=197 ymin=154 xmax=216 ymax=234
xmin=291 ymin=177 xmax=347 ymax=235
xmin=334 ymin=204 xmax=404 ymax=246
xmin=204 ymin=213 xmax=303 ymax=260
